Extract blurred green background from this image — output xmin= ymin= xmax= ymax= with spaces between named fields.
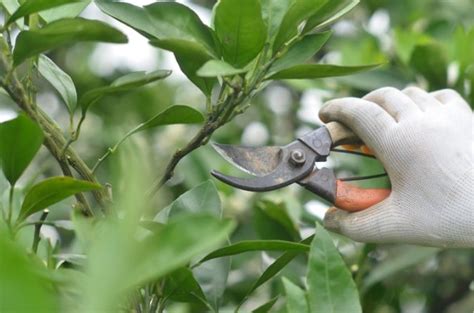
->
xmin=1 ymin=0 xmax=473 ymax=312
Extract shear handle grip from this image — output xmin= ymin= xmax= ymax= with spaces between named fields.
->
xmin=335 ymin=180 xmax=390 ymax=212
xmin=326 ymin=121 xmax=361 ymax=146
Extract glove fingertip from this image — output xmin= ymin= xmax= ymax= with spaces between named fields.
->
xmin=323 ymin=207 xmax=349 ymax=233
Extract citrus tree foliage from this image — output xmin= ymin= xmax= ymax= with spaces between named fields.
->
xmin=0 ymin=0 xmax=472 ymax=312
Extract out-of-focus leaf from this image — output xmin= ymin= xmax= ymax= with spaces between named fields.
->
xmin=6 ymin=0 xmax=83 ymax=26
xmin=166 ymin=180 xmax=228 ymax=311
xmin=80 ymin=214 xmax=234 ymax=312
xmin=132 ymin=215 xmax=235 ymax=287
xmin=150 ymin=39 xmax=216 ymax=96
xmin=453 ymin=27 xmax=474 ymax=72
xmin=19 ymin=177 xmax=101 ymax=221
xmin=2 ymin=0 xmax=23 ymax=28
xmin=95 ymin=0 xmax=155 ymax=38
xmin=40 ymin=1 xmax=90 ymax=23
xmin=307 ymin=224 xmax=362 ymax=313
xmin=282 ymin=277 xmax=309 ymax=313
xmin=409 ymin=43 xmax=447 ymax=89
xmin=254 ymin=200 xmax=300 ymax=241
xmin=37 ymin=55 xmax=77 ymax=114
xmin=168 ymin=180 xmax=220 ymax=217
xmin=197 ymin=60 xmax=246 ymax=77
xmin=79 ymin=70 xmax=171 ymax=114
xmin=270 ymin=31 xmax=332 ymax=73
xmin=252 ymin=296 xmax=279 ymax=313
xmin=261 ymin=0 xmax=293 ymax=41
xmin=163 ymin=268 xmax=207 ymax=303
xmin=303 ymin=0 xmax=359 ymax=32
xmin=13 ymin=18 xmax=127 ymax=66
xmin=363 ymin=246 xmax=439 ymax=290
xmin=0 ymin=114 xmax=43 ymax=186
xmin=214 ymin=0 xmax=266 ymax=67
xmin=0 ymin=235 xmax=58 ymax=312
xmin=200 ymin=240 xmax=309 ymax=263
xmin=267 ymin=63 xmax=381 ymax=80
xmin=241 ymin=235 xmax=314 ymax=302
xmin=273 ymin=0 xmax=329 ymax=51
xmin=393 ymin=29 xmax=432 ymax=64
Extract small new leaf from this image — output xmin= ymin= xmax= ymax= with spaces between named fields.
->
xmin=13 ymin=18 xmax=127 ymax=66
xmin=197 ymin=60 xmax=246 ymax=77
xmin=19 ymin=177 xmax=101 ymax=221
xmin=282 ymin=277 xmax=309 ymax=313
xmin=0 ymin=114 xmax=44 ymax=186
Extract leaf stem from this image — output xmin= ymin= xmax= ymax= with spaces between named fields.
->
xmin=7 ymin=186 xmax=14 ymax=225
xmin=32 ymin=209 xmax=49 ymax=254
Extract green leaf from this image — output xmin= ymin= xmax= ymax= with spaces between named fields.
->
xmin=214 ymin=0 xmax=267 ymax=67
xmin=19 ymin=177 xmax=101 ymax=221
xmin=131 ymin=214 xmax=235 ymax=287
xmin=37 ymin=55 xmax=77 ymax=114
xmin=0 ymin=235 xmax=58 ymax=312
xmin=99 ymin=1 xmax=218 ymax=95
xmin=95 ymin=0 xmax=155 ymax=38
xmin=79 ymin=70 xmax=171 ymax=114
xmin=267 ymin=63 xmax=381 ymax=80
xmin=197 ymin=60 xmax=246 ymax=77
xmin=270 ymin=31 xmax=332 ymax=73
xmin=307 ymin=224 xmax=362 ymax=313
xmin=302 ymin=0 xmax=359 ymax=33
xmin=282 ymin=277 xmax=309 ymax=313
xmin=163 ymin=267 xmax=207 ymax=303
xmin=409 ymin=43 xmax=447 ymax=89
xmin=1 ymin=0 xmax=23 ymax=28
xmin=253 ymin=200 xmax=300 ymax=241
xmin=6 ymin=0 xmax=83 ymax=26
xmin=273 ymin=0 xmax=330 ymax=51
xmin=363 ymin=246 xmax=439 ymax=290
xmin=150 ymin=39 xmax=216 ymax=96
xmin=393 ymin=29 xmax=432 ymax=64
xmin=40 ymin=1 xmax=90 ymax=23
xmin=261 ymin=0 xmax=293 ymax=41
xmin=166 ymin=180 xmax=229 ymax=311
xmin=200 ymin=240 xmax=309 ymax=263
xmin=145 ymin=2 xmax=217 ymax=56
xmin=0 ymin=114 xmax=43 ymax=186
xmin=131 ymin=105 xmax=204 ymax=135
xmin=241 ymin=235 xmax=314 ymax=302
xmin=168 ymin=180 xmax=220 ymax=217
xmin=13 ymin=17 xmax=127 ymax=66
xmin=252 ymin=296 xmax=279 ymax=313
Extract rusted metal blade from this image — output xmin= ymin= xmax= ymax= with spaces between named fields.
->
xmin=211 ymin=141 xmax=317 ymax=191
xmin=211 ymin=143 xmax=282 ymax=176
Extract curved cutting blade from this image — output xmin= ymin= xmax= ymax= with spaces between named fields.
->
xmin=212 ymin=143 xmax=282 ymax=176
xmin=211 ymin=141 xmax=317 ymax=191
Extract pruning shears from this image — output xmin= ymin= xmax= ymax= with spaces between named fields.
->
xmin=211 ymin=122 xmax=391 ymax=212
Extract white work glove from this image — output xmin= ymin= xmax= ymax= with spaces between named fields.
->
xmin=320 ymin=87 xmax=473 ymax=248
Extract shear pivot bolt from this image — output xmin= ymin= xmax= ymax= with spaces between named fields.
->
xmin=290 ymin=150 xmax=306 ymax=166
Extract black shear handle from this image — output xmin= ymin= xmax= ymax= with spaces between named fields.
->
xmin=325 ymin=121 xmax=361 ymax=147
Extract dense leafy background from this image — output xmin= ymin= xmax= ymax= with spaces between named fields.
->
xmin=0 ymin=0 xmax=472 ymax=312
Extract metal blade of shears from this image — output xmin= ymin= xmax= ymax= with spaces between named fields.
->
xmin=211 ymin=141 xmax=317 ymax=191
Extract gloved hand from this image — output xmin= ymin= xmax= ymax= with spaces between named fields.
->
xmin=320 ymin=87 xmax=473 ymax=248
